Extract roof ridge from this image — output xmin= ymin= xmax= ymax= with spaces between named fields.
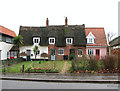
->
xmin=20 ymin=25 xmax=84 ymax=28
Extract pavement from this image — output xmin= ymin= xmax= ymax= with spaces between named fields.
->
xmin=0 ymin=73 xmax=120 ymax=83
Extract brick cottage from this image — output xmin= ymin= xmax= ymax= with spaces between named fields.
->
xmin=18 ymin=17 xmax=107 ymax=61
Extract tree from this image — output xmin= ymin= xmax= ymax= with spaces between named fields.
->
xmin=13 ymin=35 xmax=23 ymax=57
xmin=107 ymin=32 xmax=116 ymax=44
xmin=33 ymin=45 xmax=39 ymax=61
xmin=41 ymin=53 xmax=48 ymax=61
xmin=106 ymin=32 xmax=116 ymax=55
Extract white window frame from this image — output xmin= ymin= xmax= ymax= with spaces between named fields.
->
xmin=88 ymin=49 xmax=94 ymax=55
xmin=33 ymin=37 xmax=40 ymax=45
xmin=49 ymin=38 xmax=55 ymax=44
xmin=0 ymin=35 xmax=2 ymax=41
xmin=58 ymin=49 xmax=64 ymax=55
xmin=86 ymin=32 xmax=95 ymax=44
xmin=78 ymin=49 xmax=83 ymax=57
xmin=66 ymin=38 xmax=73 ymax=44
xmin=6 ymin=37 xmax=12 ymax=43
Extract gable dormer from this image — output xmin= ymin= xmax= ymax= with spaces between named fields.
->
xmin=86 ymin=32 xmax=95 ymax=44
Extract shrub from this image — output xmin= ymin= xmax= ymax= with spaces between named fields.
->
xmin=25 ymin=68 xmax=59 ymax=73
xmin=2 ymin=57 xmax=25 ymax=66
xmin=102 ymin=55 xmax=118 ymax=71
xmin=87 ymin=56 xmax=99 ymax=71
xmin=69 ymin=54 xmax=75 ymax=60
xmin=70 ymin=56 xmax=88 ymax=72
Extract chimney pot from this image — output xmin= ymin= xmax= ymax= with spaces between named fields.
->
xmin=46 ymin=18 xmax=49 ymax=27
xmin=65 ymin=17 xmax=68 ymax=27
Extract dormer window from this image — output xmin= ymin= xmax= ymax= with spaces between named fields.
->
xmin=33 ymin=37 xmax=40 ymax=45
xmin=89 ymin=38 xmax=93 ymax=43
xmin=49 ymin=38 xmax=55 ymax=44
xmin=86 ymin=32 xmax=95 ymax=44
xmin=66 ymin=38 xmax=73 ymax=44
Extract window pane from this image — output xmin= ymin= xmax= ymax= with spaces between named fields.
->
xmin=58 ymin=49 xmax=64 ymax=55
xmin=0 ymin=35 xmax=2 ymax=41
xmin=14 ymin=52 xmax=17 ymax=56
xmin=78 ymin=49 xmax=82 ymax=55
xmin=6 ymin=37 xmax=12 ymax=43
xmin=88 ymin=49 xmax=94 ymax=55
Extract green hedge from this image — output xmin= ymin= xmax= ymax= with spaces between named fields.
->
xmin=2 ymin=57 xmax=25 ymax=66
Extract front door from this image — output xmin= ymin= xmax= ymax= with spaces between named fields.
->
xmin=10 ymin=51 xmax=14 ymax=59
xmin=51 ymin=49 xmax=55 ymax=60
xmin=26 ymin=50 xmax=31 ymax=61
xmin=96 ymin=49 xmax=100 ymax=60
xmin=69 ymin=49 xmax=75 ymax=60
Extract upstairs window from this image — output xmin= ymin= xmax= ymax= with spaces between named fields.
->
xmin=33 ymin=37 xmax=40 ymax=45
xmin=49 ymin=38 xmax=55 ymax=44
xmin=6 ymin=37 xmax=12 ymax=43
xmin=66 ymin=38 xmax=73 ymax=44
xmin=86 ymin=32 xmax=95 ymax=44
xmin=88 ymin=38 xmax=94 ymax=44
xmin=58 ymin=49 xmax=64 ymax=55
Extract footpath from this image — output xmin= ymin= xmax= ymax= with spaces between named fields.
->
xmin=0 ymin=73 xmax=120 ymax=83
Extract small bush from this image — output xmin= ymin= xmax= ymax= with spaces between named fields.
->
xmin=102 ymin=55 xmax=118 ymax=71
xmin=87 ymin=56 xmax=100 ymax=71
xmin=25 ymin=68 xmax=59 ymax=73
xmin=69 ymin=54 xmax=75 ymax=60
xmin=70 ymin=56 xmax=88 ymax=72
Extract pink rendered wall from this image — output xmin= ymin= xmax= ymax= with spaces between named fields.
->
xmin=86 ymin=47 xmax=107 ymax=59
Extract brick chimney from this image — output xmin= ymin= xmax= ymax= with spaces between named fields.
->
xmin=46 ymin=18 xmax=49 ymax=27
xmin=65 ymin=17 xmax=68 ymax=27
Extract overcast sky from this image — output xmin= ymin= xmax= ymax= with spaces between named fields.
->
xmin=0 ymin=0 xmax=119 ymax=39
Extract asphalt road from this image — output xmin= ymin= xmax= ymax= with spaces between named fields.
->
xmin=1 ymin=80 xmax=119 ymax=89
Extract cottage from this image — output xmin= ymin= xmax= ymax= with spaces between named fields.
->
xmin=19 ymin=17 xmax=86 ymax=60
xmin=0 ymin=26 xmax=16 ymax=60
xmin=85 ymin=28 xmax=108 ymax=60
xmin=109 ymin=36 xmax=120 ymax=55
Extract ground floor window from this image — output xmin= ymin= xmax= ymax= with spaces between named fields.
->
xmin=37 ymin=50 xmax=40 ymax=55
xmin=14 ymin=51 xmax=17 ymax=56
xmin=78 ymin=49 xmax=83 ymax=57
xmin=26 ymin=50 xmax=31 ymax=56
xmin=58 ymin=49 xmax=64 ymax=55
xmin=7 ymin=52 xmax=9 ymax=59
xmin=88 ymin=49 xmax=94 ymax=55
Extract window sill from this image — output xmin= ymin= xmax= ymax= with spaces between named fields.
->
xmin=58 ymin=54 xmax=64 ymax=55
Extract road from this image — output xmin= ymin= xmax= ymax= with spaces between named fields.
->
xmin=1 ymin=80 xmax=119 ymax=89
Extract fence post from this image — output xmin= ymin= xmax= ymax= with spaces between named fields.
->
xmin=22 ymin=65 xmax=24 ymax=72
xmin=33 ymin=62 xmax=34 ymax=67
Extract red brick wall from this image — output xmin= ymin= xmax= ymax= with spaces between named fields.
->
xmin=111 ymin=49 xmax=120 ymax=55
xmin=48 ymin=44 xmax=86 ymax=60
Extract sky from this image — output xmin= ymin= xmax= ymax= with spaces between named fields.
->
xmin=0 ymin=0 xmax=119 ymax=40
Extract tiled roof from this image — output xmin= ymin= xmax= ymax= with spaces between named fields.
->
xmin=85 ymin=28 xmax=108 ymax=46
xmin=109 ymin=36 xmax=120 ymax=46
xmin=0 ymin=25 xmax=16 ymax=37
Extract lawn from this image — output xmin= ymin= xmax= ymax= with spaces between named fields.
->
xmin=1 ymin=61 xmax=67 ymax=73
